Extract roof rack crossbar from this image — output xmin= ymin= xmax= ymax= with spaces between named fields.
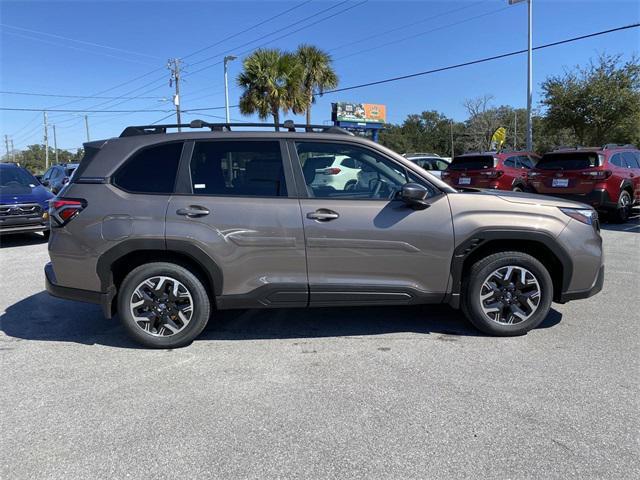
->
xmin=119 ymin=120 xmax=354 ymax=137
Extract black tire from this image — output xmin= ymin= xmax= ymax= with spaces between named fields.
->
xmin=344 ymin=179 xmax=357 ymax=191
xmin=512 ymin=185 xmax=524 ymax=192
xmin=461 ymin=251 xmax=553 ymax=336
xmin=41 ymin=230 xmax=50 ymax=240
xmin=610 ymin=190 xmax=632 ymax=223
xmin=117 ymin=262 xmax=211 ymax=348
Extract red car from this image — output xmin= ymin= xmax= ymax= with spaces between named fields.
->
xmin=441 ymin=151 xmax=540 ymax=192
xmin=528 ymin=145 xmax=640 ymax=223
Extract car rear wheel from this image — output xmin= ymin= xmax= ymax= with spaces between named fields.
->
xmin=512 ymin=185 xmax=524 ymax=192
xmin=462 ymin=252 xmax=553 ymax=336
xmin=610 ymin=190 xmax=632 ymax=223
xmin=117 ymin=262 xmax=211 ymax=348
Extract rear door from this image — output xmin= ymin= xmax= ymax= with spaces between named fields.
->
xmin=290 ymin=140 xmax=454 ymax=305
xmin=166 ymin=139 xmax=308 ymax=308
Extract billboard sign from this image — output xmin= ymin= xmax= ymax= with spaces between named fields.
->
xmin=332 ymin=102 xmax=387 ymax=124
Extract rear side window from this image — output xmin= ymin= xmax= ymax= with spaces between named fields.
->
xmin=622 ymin=152 xmax=640 ymax=169
xmin=537 ymin=152 xmax=601 ymax=170
xmin=610 ymin=153 xmax=625 ymax=168
xmin=448 ymin=155 xmax=496 ymax=170
xmin=503 ymin=157 xmax=517 ymax=168
xmin=189 ymin=141 xmax=287 ymax=197
xmin=113 ymin=142 xmax=183 ymax=194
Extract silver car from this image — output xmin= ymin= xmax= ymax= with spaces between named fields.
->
xmin=45 ymin=121 xmax=604 ymax=348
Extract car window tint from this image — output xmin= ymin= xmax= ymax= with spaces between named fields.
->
xmin=340 ymin=157 xmax=358 ymax=169
xmin=296 ymin=141 xmax=413 ymax=200
xmin=189 ymin=141 xmax=287 ymax=197
xmin=622 ymin=152 xmax=640 ymax=169
xmin=503 ymin=157 xmax=517 ymax=168
xmin=114 ymin=142 xmax=183 ymax=194
xmin=610 ymin=153 xmax=624 ymax=168
xmin=519 ymin=156 xmax=534 ymax=169
xmin=43 ymin=168 xmax=53 ymax=181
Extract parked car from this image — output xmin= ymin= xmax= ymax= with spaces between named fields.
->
xmin=45 ymin=121 xmax=603 ymax=348
xmin=0 ymin=163 xmax=53 ymax=237
xmin=405 ymin=155 xmax=450 ymax=178
xmin=41 ymin=163 xmax=79 ymax=194
xmin=305 ymin=154 xmax=361 ymax=191
xmin=441 ymin=151 xmax=539 ymax=191
xmin=528 ymin=145 xmax=640 ymax=223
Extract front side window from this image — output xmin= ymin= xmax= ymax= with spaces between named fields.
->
xmin=113 ymin=142 xmax=183 ymax=194
xmin=295 ymin=142 xmax=413 ymax=200
xmin=189 ymin=141 xmax=287 ymax=197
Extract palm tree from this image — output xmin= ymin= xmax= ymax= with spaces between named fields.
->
xmin=296 ymin=44 xmax=338 ymax=127
xmin=237 ymin=49 xmax=302 ymax=130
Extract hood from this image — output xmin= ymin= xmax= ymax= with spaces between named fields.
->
xmin=456 ymin=188 xmax=592 ymax=209
xmin=0 ymin=183 xmax=54 ymax=207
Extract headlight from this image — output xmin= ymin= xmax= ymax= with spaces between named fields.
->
xmin=559 ymin=207 xmax=597 ymax=225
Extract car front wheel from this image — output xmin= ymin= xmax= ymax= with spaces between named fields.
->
xmin=462 ymin=251 xmax=553 ymax=336
xmin=117 ymin=262 xmax=211 ymax=348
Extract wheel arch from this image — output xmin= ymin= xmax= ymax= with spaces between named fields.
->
xmin=96 ymin=239 xmax=223 ymax=315
xmin=447 ymin=230 xmax=571 ymax=307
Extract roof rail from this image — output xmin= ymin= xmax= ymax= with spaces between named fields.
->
xmin=603 ymin=143 xmax=637 ymax=150
xmin=119 ymin=119 xmax=354 ymax=138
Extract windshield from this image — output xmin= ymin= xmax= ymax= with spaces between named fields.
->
xmin=537 ymin=152 xmax=601 ymax=170
xmin=448 ymin=155 xmax=496 ymax=170
xmin=0 ymin=166 xmax=38 ymax=188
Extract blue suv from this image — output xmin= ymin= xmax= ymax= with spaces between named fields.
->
xmin=0 ymin=163 xmax=53 ymax=237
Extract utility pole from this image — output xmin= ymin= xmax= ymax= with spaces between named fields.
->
xmin=167 ymin=58 xmax=182 ymax=131
xmin=450 ymin=120 xmax=455 ymax=158
xmin=526 ymin=0 xmax=533 ymax=151
xmin=4 ymin=134 xmax=9 ymax=160
xmin=43 ymin=111 xmax=49 ymax=170
xmin=508 ymin=0 xmax=533 ymax=150
xmin=224 ymin=55 xmax=237 ymax=124
xmin=53 ymin=124 xmax=59 ymax=164
xmin=514 ymin=111 xmax=518 ymax=150
xmin=84 ymin=114 xmax=90 ymax=142
xmin=9 ymin=138 xmax=14 ymax=162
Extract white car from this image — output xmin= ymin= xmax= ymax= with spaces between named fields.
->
xmin=406 ymin=156 xmax=450 ymax=178
xmin=307 ymin=155 xmax=361 ymax=190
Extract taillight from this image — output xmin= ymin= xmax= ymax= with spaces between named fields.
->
xmin=581 ymin=170 xmax=611 ymax=179
xmin=50 ymin=198 xmax=86 ymax=226
xmin=480 ymin=170 xmax=504 ymax=178
xmin=324 ymin=167 xmax=341 ymax=175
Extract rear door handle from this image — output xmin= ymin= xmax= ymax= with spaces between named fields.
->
xmin=307 ymin=209 xmax=339 ymax=221
xmin=176 ymin=205 xmax=210 ymax=218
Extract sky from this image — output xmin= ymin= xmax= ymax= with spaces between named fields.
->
xmin=1 ymin=0 xmax=638 ymax=152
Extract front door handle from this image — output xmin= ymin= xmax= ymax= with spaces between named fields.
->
xmin=177 ymin=205 xmax=210 ymax=218
xmin=307 ymin=209 xmax=339 ymax=221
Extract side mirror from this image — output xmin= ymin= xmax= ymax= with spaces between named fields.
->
xmin=400 ymin=182 xmax=430 ymax=210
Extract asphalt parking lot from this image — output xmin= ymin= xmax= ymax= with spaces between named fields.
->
xmin=1 ymin=212 xmax=638 ymax=479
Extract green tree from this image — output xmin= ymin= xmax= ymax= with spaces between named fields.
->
xmin=237 ymin=48 xmax=303 ymax=130
xmin=541 ymin=53 xmax=640 ymax=146
xmin=379 ymin=110 xmax=460 ymax=156
xmin=295 ymin=44 xmax=338 ymax=127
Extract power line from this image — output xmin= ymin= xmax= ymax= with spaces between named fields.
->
xmin=0 ymin=90 xmax=165 ymax=100
xmin=321 ymin=23 xmax=640 ymax=95
xmin=0 ymin=107 xmax=174 ymax=113
xmin=182 ymin=1 xmax=313 ymax=60
xmin=2 ymin=31 xmax=157 ymax=66
xmin=334 ymin=4 xmax=515 ymax=62
xmin=0 ymin=23 xmax=162 ymax=59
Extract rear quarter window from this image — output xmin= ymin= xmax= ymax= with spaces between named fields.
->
xmin=113 ymin=142 xmax=184 ymax=194
xmin=537 ymin=152 xmax=601 ymax=170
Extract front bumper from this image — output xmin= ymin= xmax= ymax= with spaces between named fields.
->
xmin=45 ymin=262 xmax=115 ymax=318
xmin=558 ymin=265 xmax=605 ymax=303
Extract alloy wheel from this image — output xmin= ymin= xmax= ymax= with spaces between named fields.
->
xmin=129 ymin=276 xmax=193 ymax=337
xmin=479 ymin=266 xmax=541 ymax=325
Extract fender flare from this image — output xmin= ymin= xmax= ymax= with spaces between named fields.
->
xmin=96 ymin=238 xmax=224 ymax=295
xmin=446 ymin=228 xmax=573 ymax=308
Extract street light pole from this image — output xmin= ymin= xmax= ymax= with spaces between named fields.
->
xmin=224 ymin=55 xmax=237 ymax=124
xmin=526 ymin=0 xmax=533 ymax=151
xmin=509 ymin=0 xmax=533 ymax=150
xmin=84 ymin=114 xmax=90 ymax=142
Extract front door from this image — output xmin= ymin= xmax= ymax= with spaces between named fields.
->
xmin=290 ymin=140 xmax=454 ymax=306
xmin=166 ymin=139 xmax=308 ymax=308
